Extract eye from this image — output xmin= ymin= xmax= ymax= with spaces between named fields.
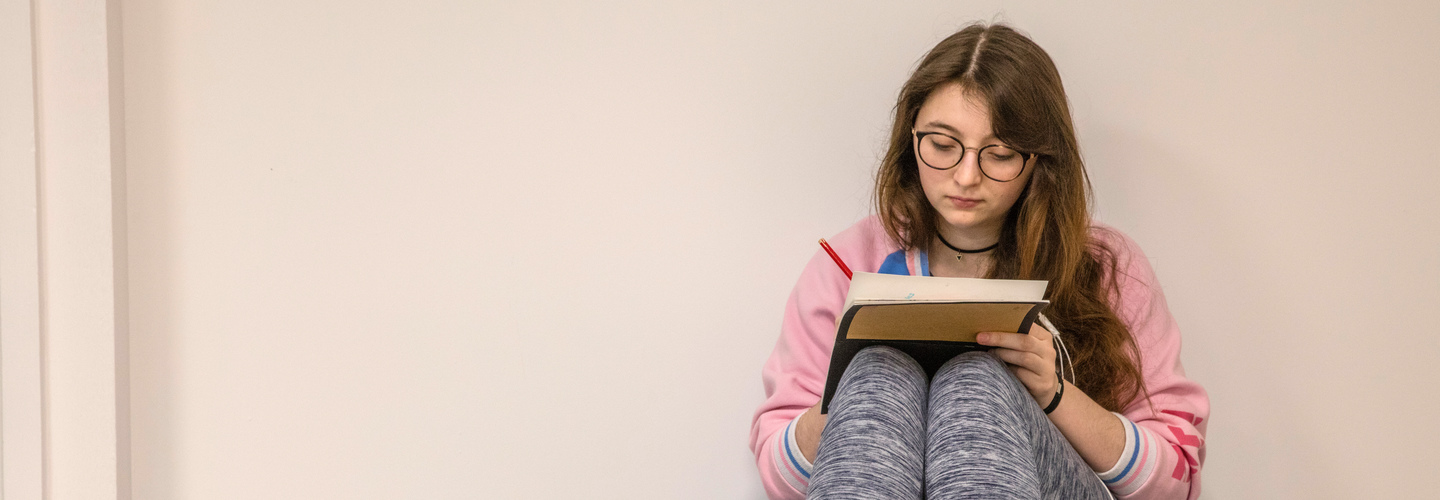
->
xmin=982 ymin=146 xmax=1018 ymax=162
xmin=923 ymin=134 xmax=960 ymax=149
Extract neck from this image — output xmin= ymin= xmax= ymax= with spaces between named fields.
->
xmin=927 ymin=234 xmax=995 ymax=279
xmin=936 ymin=222 xmax=1000 ymax=251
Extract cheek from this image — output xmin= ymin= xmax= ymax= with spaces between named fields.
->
xmin=919 ymin=175 xmax=945 ymax=202
xmin=992 ymin=174 xmax=1033 ymax=210
xmin=996 ymin=182 xmax=1026 ymax=203
xmin=916 ymin=165 xmax=947 ymax=197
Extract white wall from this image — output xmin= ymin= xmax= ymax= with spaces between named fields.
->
xmin=112 ymin=1 xmax=1439 ymax=499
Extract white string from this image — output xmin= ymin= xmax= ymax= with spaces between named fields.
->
xmin=1042 ymin=313 xmax=1072 ymax=384
xmin=1038 ymin=313 xmax=1075 ymax=386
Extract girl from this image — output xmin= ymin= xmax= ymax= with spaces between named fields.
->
xmin=750 ymin=23 xmax=1209 ymax=499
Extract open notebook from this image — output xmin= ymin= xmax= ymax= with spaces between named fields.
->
xmin=820 ymin=272 xmax=1049 ymax=413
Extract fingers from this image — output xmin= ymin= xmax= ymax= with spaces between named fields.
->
xmin=976 ymin=331 xmax=1045 ymax=352
xmin=1024 ymin=323 xmax=1052 ymax=341
xmin=989 ymin=346 xmax=1051 ymax=377
xmin=993 ymin=347 xmax=1059 ymax=398
xmin=980 ymin=332 xmax=1054 ymax=373
xmin=979 ymin=326 xmax=1059 ymax=403
xmin=1003 ymin=363 xmax=1050 ymax=391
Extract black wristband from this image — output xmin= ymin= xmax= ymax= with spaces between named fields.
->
xmin=1042 ymin=379 xmax=1065 ymax=414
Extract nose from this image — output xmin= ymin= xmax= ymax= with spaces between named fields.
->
xmin=952 ymin=150 xmax=984 ymax=187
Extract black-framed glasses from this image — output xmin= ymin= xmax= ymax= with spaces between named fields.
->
xmin=913 ymin=130 xmax=1034 ymax=182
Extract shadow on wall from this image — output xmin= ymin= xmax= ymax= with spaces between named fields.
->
xmin=122 ymin=0 xmax=184 ymax=496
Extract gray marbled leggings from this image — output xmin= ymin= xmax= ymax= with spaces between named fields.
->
xmin=808 ymin=346 xmax=1112 ymax=500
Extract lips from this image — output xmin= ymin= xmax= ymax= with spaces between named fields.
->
xmin=948 ymin=196 xmax=981 ymax=208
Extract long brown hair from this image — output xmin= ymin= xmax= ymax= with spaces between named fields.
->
xmin=874 ymin=23 xmax=1146 ymax=412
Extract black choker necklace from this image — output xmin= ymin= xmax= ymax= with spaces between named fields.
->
xmin=936 ymin=233 xmax=998 ymax=261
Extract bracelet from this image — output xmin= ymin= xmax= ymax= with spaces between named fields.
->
xmin=1042 ymin=379 xmax=1065 ymax=414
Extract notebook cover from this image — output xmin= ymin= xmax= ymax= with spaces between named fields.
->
xmin=819 ymin=301 xmax=1047 ymax=414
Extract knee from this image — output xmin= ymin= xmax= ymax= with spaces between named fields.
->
xmin=934 ymin=351 xmax=1010 ymax=385
xmin=930 ymin=351 xmax=1028 ymax=410
xmin=855 ymin=345 xmax=924 ymax=370
xmin=841 ymin=346 xmax=927 ymax=393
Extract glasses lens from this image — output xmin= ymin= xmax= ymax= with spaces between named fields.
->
xmin=979 ymin=145 xmax=1025 ymax=181
xmin=918 ymin=134 xmax=962 ymax=169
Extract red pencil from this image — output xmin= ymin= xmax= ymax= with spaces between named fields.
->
xmin=818 ymin=238 xmax=853 ymax=280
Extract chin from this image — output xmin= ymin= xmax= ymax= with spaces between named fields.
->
xmin=936 ymin=210 xmax=996 ymax=233
xmin=937 ymin=210 xmax=979 ymax=229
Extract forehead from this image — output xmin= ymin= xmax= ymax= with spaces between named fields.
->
xmin=916 ymin=82 xmax=994 ymax=140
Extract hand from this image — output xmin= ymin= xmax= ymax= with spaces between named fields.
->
xmin=976 ymin=323 xmax=1060 ymax=407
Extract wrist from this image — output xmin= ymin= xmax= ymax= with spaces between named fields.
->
xmin=1042 ymin=380 xmax=1065 ymax=414
xmin=1030 ymin=376 xmax=1060 ymax=405
xmin=795 ymin=406 xmax=826 ymax=462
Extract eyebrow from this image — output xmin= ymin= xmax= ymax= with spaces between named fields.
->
xmin=918 ymin=120 xmax=996 ymax=142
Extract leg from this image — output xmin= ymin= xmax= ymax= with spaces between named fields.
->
xmin=924 ymin=351 xmax=1112 ymax=500
xmin=809 ymin=346 xmax=928 ymax=500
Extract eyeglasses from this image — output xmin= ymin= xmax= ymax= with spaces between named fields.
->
xmin=913 ymin=130 xmax=1034 ymax=182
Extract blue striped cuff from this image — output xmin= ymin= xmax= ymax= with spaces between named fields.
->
xmin=770 ymin=413 xmax=814 ymax=493
xmin=783 ymin=416 xmax=813 ymax=478
xmin=1097 ymin=412 xmax=1161 ymax=496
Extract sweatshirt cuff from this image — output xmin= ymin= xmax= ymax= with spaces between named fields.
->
xmin=770 ymin=414 xmax=813 ymax=494
xmin=1097 ymin=412 xmax=1161 ymax=497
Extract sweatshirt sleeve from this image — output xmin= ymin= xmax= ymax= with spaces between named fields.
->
xmin=749 ymin=218 xmax=892 ymax=499
xmin=1095 ymin=228 xmax=1210 ymax=500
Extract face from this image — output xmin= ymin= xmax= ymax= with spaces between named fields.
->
xmin=913 ymin=82 xmax=1034 ymax=242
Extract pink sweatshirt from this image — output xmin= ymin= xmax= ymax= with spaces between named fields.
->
xmin=750 ymin=216 xmax=1209 ymax=499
